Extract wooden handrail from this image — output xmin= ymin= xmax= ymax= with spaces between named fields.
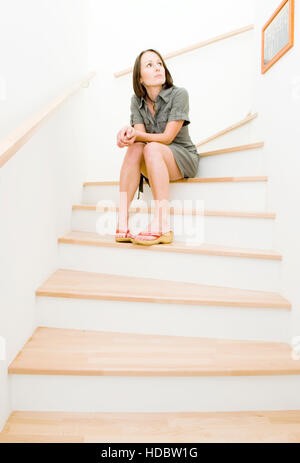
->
xmin=114 ymin=24 xmax=254 ymax=77
xmin=196 ymin=113 xmax=258 ymax=147
xmin=0 ymin=71 xmax=96 ymax=169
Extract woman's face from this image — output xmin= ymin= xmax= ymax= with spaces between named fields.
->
xmin=139 ymin=51 xmax=166 ymax=89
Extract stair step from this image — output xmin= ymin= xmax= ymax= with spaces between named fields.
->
xmin=7 ymin=328 xmax=300 ymax=412
xmin=82 ymin=176 xmax=268 ymax=211
xmin=72 ymin=205 xmax=276 ymax=249
xmin=8 ymin=326 xmax=299 ymax=376
xmin=73 ymin=204 xmax=276 ymax=218
xmin=83 ymin=176 xmax=268 ymax=187
xmin=35 ymin=267 xmax=290 ymax=342
xmin=59 ymin=231 xmax=281 ymax=260
xmin=0 ymin=432 xmax=81 ymax=443
xmin=2 ymin=410 xmax=300 ymax=443
xmin=35 ymin=268 xmax=290 ymax=309
xmin=199 ymin=142 xmax=264 ymax=157
xmin=57 ymin=231 xmax=282 ymax=292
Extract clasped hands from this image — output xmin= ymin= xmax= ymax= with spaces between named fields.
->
xmin=116 ymin=126 xmax=137 ymax=148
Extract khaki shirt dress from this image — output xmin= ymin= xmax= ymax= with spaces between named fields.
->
xmin=129 ymin=84 xmax=200 ymax=198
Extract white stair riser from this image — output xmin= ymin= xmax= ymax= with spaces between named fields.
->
xmin=71 ymin=210 xmax=275 ymax=249
xmin=36 ymin=296 xmax=290 ymax=343
xmin=82 ymin=182 xmax=267 ymax=211
xmin=198 ymin=148 xmax=266 ymax=178
xmin=58 ymin=243 xmax=281 ymax=292
xmin=10 ymin=375 xmax=300 ymax=412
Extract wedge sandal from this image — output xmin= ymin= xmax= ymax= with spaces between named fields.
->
xmin=132 ymin=230 xmax=173 ymax=246
xmin=115 ymin=228 xmax=134 ymax=243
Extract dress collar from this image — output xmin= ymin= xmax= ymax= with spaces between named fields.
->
xmin=138 ymin=85 xmax=175 ymax=109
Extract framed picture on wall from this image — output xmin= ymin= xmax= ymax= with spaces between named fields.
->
xmin=261 ymin=0 xmax=294 ymax=74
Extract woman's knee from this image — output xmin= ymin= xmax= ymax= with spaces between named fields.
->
xmin=143 ymin=142 xmax=164 ymax=164
xmin=143 ymin=142 xmax=183 ymax=180
xmin=123 ymin=142 xmax=146 ymax=165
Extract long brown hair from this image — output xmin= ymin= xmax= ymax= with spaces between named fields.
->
xmin=132 ymin=49 xmax=173 ymax=100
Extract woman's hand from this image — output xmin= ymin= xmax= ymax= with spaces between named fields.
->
xmin=117 ymin=126 xmax=136 ymax=148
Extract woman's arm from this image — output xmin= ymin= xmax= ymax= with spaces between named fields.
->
xmin=134 ymin=130 xmax=170 ymax=145
xmin=118 ymin=124 xmax=178 ymax=147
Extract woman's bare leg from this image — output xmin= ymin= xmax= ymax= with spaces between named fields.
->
xmin=118 ymin=142 xmax=146 ymax=230
xmin=140 ymin=142 xmax=183 ymax=233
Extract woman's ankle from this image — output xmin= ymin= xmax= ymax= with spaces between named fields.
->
xmin=117 ymin=216 xmax=129 ymax=231
xmin=146 ymin=219 xmax=170 ymax=233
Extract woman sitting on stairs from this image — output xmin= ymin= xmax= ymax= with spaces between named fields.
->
xmin=116 ymin=48 xmax=199 ymax=246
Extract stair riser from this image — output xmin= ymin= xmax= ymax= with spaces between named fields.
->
xmin=10 ymin=375 xmax=300 ymax=412
xmin=58 ymin=243 xmax=281 ymax=292
xmin=36 ymin=296 xmax=290 ymax=342
xmin=71 ymin=210 xmax=275 ymax=249
xmin=82 ymin=182 xmax=267 ymax=211
xmin=198 ymin=148 xmax=266 ymax=178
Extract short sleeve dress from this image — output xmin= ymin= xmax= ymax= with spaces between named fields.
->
xmin=130 ymin=84 xmax=200 ymax=198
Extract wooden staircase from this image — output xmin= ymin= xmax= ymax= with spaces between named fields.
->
xmin=2 ymin=114 xmax=300 ymax=443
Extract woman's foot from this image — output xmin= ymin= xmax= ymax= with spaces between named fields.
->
xmin=131 ymin=217 xmax=172 ymax=245
xmin=115 ymin=228 xmax=134 ymax=242
xmin=140 ymin=217 xmax=171 ymax=234
xmin=116 ymin=212 xmax=130 ymax=234
xmin=116 ymin=213 xmax=132 ymax=242
xmin=132 ymin=230 xmax=173 ymax=246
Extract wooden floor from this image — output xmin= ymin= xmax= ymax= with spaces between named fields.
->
xmin=1 ymin=410 xmax=300 ymax=442
xmin=8 ymin=326 xmax=300 ymax=376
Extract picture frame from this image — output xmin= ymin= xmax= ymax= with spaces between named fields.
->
xmin=261 ymin=0 xmax=294 ymax=74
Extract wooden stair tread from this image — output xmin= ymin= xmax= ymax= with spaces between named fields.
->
xmin=8 ymin=326 xmax=298 ymax=376
xmin=2 ymin=410 xmax=300 ymax=443
xmin=35 ymin=269 xmax=291 ymax=309
xmin=0 ymin=433 xmax=82 ymax=443
xmin=199 ymin=142 xmax=264 ymax=157
xmin=72 ymin=204 xmax=276 ymax=219
xmin=83 ymin=176 xmax=268 ymax=187
xmin=58 ymin=230 xmax=282 ymax=260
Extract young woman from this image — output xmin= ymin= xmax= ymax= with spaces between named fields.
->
xmin=116 ymin=48 xmax=199 ymax=246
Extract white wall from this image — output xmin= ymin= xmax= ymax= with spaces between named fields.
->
xmin=86 ymin=0 xmax=255 ymax=180
xmin=252 ymin=0 xmax=300 ymax=340
xmin=0 ymin=0 xmax=89 ymax=431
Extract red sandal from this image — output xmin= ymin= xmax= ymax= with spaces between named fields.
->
xmin=132 ymin=230 xmax=173 ymax=246
xmin=115 ymin=228 xmax=134 ymax=243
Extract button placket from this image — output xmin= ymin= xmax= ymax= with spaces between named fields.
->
xmin=146 ymin=105 xmax=155 ymax=124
